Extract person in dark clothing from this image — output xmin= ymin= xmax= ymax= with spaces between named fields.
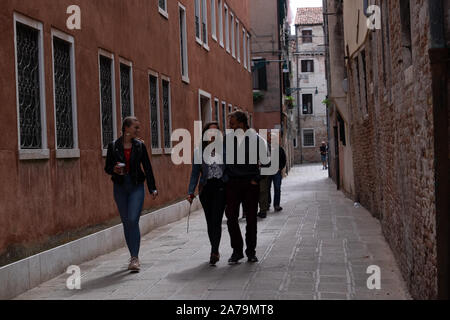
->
xmin=187 ymin=122 xmax=226 ymax=266
xmin=105 ymin=117 xmax=158 ymax=272
xmin=268 ymin=133 xmax=287 ymax=212
xmin=224 ymin=111 xmax=267 ymax=264
xmin=320 ymin=141 xmax=328 ymax=170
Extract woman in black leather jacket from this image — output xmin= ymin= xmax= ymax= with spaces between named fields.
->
xmin=105 ymin=116 xmax=158 ymax=272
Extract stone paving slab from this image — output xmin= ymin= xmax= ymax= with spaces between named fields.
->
xmin=14 ymin=164 xmax=411 ymax=300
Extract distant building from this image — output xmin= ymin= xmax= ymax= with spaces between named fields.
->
xmin=250 ymin=0 xmax=295 ymax=170
xmin=291 ymin=7 xmax=328 ymax=164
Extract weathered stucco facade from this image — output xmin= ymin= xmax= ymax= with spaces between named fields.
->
xmin=0 ymin=0 xmax=253 ymax=266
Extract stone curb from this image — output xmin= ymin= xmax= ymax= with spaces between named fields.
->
xmin=0 ymin=198 xmax=202 ymax=300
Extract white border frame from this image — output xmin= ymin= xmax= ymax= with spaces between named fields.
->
xmin=302 ymin=128 xmax=315 ymax=148
xmin=224 ymin=4 xmax=230 ymax=53
xmin=178 ymin=3 xmax=190 ymax=84
xmin=119 ymin=57 xmax=135 ymax=120
xmin=230 ymin=12 xmax=235 ymax=58
xmin=51 ymin=29 xmax=80 ymax=159
xmin=14 ymin=13 xmax=49 ymax=160
xmin=301 ymin=92 xmax=315 ymax=116
xmin=236 ymin=19 xmax=240 ymax=63
xmin=98 ymin=49 xmax=118 ymax=157
xmin=198 ymin=89 xmax=212 ymax=124
xmin=158 ymin=0 xmax=169 ymax=19
xmin=161 ymin=75 xmax=173 ymax=154
xmin=214 ymin=98 xmax=220 ymax=122
xmin=211 ymin=0 xmax=217 ymax=41
xmin=201 ymin=0 xmax=209 ymax=50
xmin=218 ymin=0 xmax=224 ymax=47
xmin=243 ymin=28 xmax=247 ymax=69
xmin=195 ymin=0 xmax=203 ymax=45
xmin=148 ymin=70 xmax=163 ymax=155
xmin=247 ymin=33 xmax=251 ymax=73
xmin=221 ymin=101 xmax=227 ymax=130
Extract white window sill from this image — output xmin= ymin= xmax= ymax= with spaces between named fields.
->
xmin=196 ymin=38 xmax=203 ymax=46
xmin=203 ymin=44 xmax=210 ymax=51
xmin=19 ymin=149 xmax=50 ymax=161
xmin=152 ymin=148 xmax=163 ymax=155
xmin=220 ymin=41 xmax=224 ymax=48
xmin=212 ymin=35 xmax=217 ymax=42
xmin=182 ymin=76 xmax=190 ymax=84
xmin=164 ymin=148 xmax=172 ymax=155
xmin=226 ymin=48 xmax=230 ymax=54
xmin=56 ymin=148 xmax=80 ymax=159
xmin=302 ymin=146 xmax=316 ymax=148
xmin=158 ymin=8 xmax=169 ymax=19
xmin=238 ymin=58 xmax=241 ymax=64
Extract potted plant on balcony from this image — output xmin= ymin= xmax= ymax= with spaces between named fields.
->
xmin=285 ymin=95 xmax=294 ymax=109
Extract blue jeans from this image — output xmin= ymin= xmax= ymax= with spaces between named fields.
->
xmin=268 ymin=171 xmax=282 ymax=208
xmin=113 ymin=175 xmax=145 ymax=258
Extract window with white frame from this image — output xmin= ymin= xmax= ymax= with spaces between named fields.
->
xmin=214 ymin=99 xmax=219 ymax=122
xmin=159 ymin=0 xmax=168 ymax=18
xmin=149 ymin=71 xmax=161 ymax=152
xmin=161 ymin=77 xmax=172 ymax=151
xmin=224 ymin=4 xmax=230 ymax=52
xmin=14 ymin=14 xmax=49 ymax=160
xmin=98 ymin=51 xmax=117 ymax=154
xmin=211 ymin=0 xmax=217 ymax=41
xmin=218 ymin=0 xmax=223 ymax=46
xmin=221 ymin=101 xmax=227 ymax=130
xmin=199 ymin=90 xmax=212 ymax=124
xmin=119 ymin=59 xmax=134 ymax=120
xmin=228 ymin=104 xmax=232 ymax=114
xmin=195 ymin=0 xmax=201 ymax=42
xmin=179 ymin=3 xmax=189 ymax=82
xmin=303 ymin=129 xmax=315 ymax=147
xmin=302 ymin=93 xmax=313 ymax=115
xmin=230 ymin=12 xmax=235 ymax=58
xmin=236 ymin=19 xmax=240 ymax=63
xmin=247 ymin=33 xmax=251 ymax=72
xmin=201 ymin=0 xmax=208 ymax=47
xmin=52 ymin=29 xmax=79 ymax=159
xmin=243 ymin=28 xmax=247 ymax=69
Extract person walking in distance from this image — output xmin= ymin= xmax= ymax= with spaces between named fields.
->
xmin=224 ymin=111 xmax=267 ymax=264
xmin=187 ymin=122 xmax=226 ymax=266
xmin=268 ymin=132 xmax=287 ymax=212
xmin=320 ymin=141 xmax=328 ymax=170
xmin=105 ymin=117 xmax=158 ymax=272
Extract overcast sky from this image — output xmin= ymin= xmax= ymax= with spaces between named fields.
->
xmin=289 ymin=0 xmax=323 ymax=32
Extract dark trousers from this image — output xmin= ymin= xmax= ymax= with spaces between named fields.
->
xmin=199 ymin=179 xmax=226 ymax=255
xmin=268 ymin=171 xmax=283 ymax=208
xmin=225 ymin=178 xmax=259 ymax=257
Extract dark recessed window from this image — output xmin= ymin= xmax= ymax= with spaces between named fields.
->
xmin=301 ymin=60 xmax=314 ymax=73
xmin=302 ymin=30 xmax=312 ymax=43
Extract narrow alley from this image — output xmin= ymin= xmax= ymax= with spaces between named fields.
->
xmin=15 ymin=165 xmax=410 ymax=300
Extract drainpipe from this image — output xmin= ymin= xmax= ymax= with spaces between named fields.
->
xmin=428 ymin=0 xmax=449 ymax=300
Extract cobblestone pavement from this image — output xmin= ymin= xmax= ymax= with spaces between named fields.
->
xmin=15 ymin=164 xmax=411 ymax=300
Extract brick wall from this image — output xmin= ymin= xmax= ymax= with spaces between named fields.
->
xmin=346 ymin=0 xmax=438 ymax=299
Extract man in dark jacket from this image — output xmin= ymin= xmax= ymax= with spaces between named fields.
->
xmin=268 ymin=133 xmax=287 ymax=212
xmin=224 ymin=111 xmax=267 ymax=264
